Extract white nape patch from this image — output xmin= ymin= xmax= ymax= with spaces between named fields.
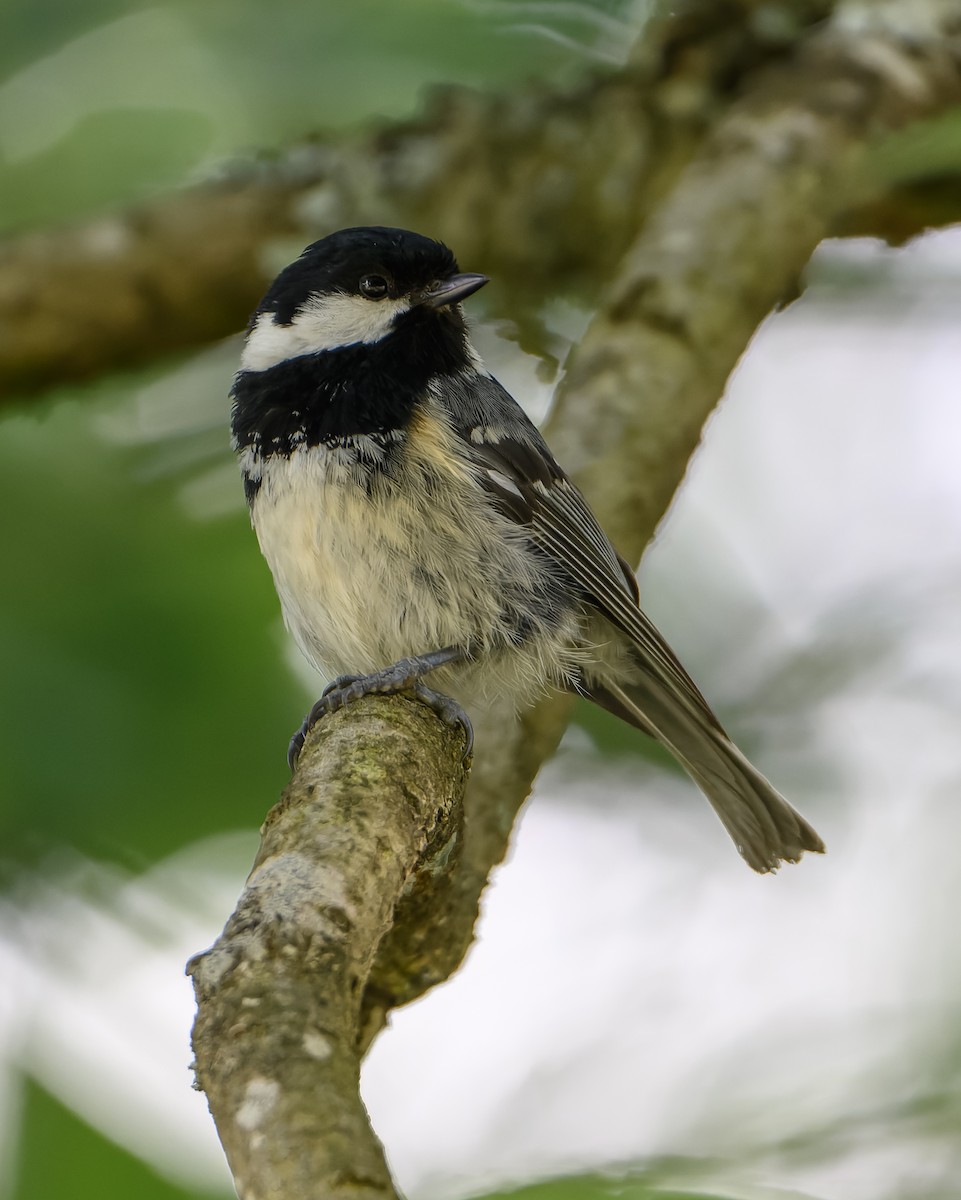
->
xmin=240 ymin=292 xmax=410 ymax=371
xmin=235 ymin=1077 xmax=280 ymax=1130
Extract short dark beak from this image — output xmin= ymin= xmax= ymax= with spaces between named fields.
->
xmin=419 ymin=272 xmax=489 ymax=309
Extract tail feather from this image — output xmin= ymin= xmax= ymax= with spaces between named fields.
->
xmin=587 ymin=677 xmax=824 ymax=873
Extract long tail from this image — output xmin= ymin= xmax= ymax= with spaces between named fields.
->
xmin=586 ymin=675 xmax=824 ymax=873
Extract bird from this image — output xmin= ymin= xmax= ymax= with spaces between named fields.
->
xmin=230 ymin=225 xmax=824 ymax=873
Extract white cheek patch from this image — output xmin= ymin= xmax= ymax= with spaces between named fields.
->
xmin=241 ymin=292 xmax=411 ymax=371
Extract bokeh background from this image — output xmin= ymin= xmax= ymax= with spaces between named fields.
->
xmin=2 ymin=3 xmax=961 ymax=1199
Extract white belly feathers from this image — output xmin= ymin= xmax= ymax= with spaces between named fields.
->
xmin=248 ymin=426 xmax=583 ymax=705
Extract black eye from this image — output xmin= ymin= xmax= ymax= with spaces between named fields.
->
xmin=359 ymin=274 xmax=389 ymax=299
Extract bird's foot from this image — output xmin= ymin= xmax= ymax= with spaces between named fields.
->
xmin=287 ymin=655 xmax=473 ymax=770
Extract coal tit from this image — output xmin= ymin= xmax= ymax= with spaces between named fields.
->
xmin=230 ymin=226 xmax=824 ymax=873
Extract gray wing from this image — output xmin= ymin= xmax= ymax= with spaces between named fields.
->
xmin=437 ymin=372 xmax=719 ymax=723
xmin=437 ymin=372 xmax=825 ymax=872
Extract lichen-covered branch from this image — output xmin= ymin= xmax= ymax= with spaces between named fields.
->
xmin=187 ymin=695 xmax=468 ymax=1200
xmin=4 ymin=0 xmax=961 ymax=402
xmin=551 ymin=0 xmax=961 ymax=553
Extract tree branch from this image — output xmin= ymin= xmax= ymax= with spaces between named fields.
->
xmin=551 ymin=0 xmax=961 ymax=551
xmin=187 ymin=695 xmax=469 ymax=1200
xmin=4 ymin=0 xmax=960 ymax=402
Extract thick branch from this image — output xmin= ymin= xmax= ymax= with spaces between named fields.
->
xmin=188 ymin=695 xmax=468 ymax=1200
xmin=5 ymin=0 xmax=961 ymax=401
xmin=552 ymin=1 xmax=961 ymax=551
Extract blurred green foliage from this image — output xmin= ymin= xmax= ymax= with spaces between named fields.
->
xmin=0 ymin=0 xmax=582 ymax=232
xmin=0 ymin=379 xmax=298 ymax=869
xmin=15 ymin=1079 xmax=205 ymax=1200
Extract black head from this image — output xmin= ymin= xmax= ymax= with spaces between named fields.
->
xmin=240 ymin=226 xmax=488 ymax=372
xmin=231 ymin=228 xmax=490 ymax=460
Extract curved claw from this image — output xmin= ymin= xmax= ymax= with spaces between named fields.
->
xmin=411 ymin=681 xmax=473 ymax=760
xmin=321 ymin=673 xmax=361 ymax=699
xmin=287 ymin=729 xmax=304 ymax=772
xmin=287 ymin=680 xmax=362 ymax=769
xmin=287 ymin=721 xmax=309 ymax=772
